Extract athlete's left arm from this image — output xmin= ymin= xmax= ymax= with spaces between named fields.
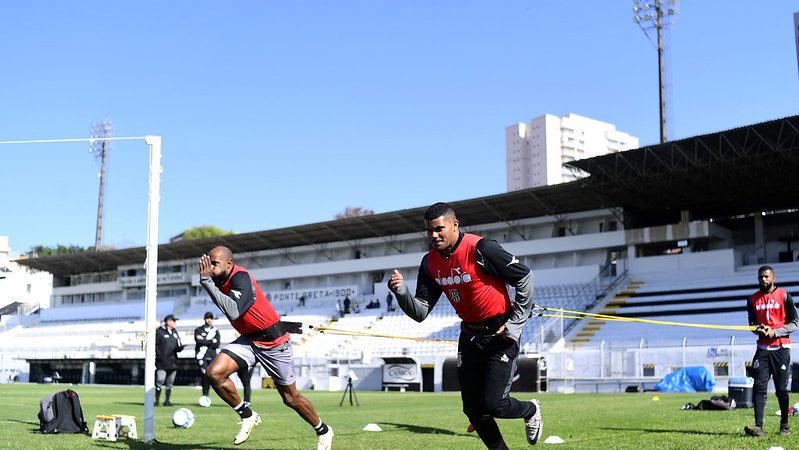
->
xmin=475 ymin=238 xmax=533 ymax=342
xmin=775 ymin=292 xmax=799 ymax=337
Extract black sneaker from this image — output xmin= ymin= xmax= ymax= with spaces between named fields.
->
xmin=744 ymin=425 xmax=764 ymax=437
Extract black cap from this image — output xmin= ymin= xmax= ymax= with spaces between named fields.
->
xmin=204 ymin=311 xmax=215 ymax=320
xmin=163 ymin=314 xmax=178 ymax=323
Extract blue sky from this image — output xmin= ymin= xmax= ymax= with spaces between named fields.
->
xmin=1 ymin=1 xmax=797 ymax=255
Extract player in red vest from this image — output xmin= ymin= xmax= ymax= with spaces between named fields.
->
xmin=388 ymin=202 xmax=542 ymax=449
xmin=199 ymin=246 xmax=333 ymax=448
xmin=745 ymin=265 xmax=797 ymax=437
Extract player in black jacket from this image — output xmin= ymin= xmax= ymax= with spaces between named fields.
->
xmin=155 ymin=314 xmax=184 ymax=406
xmin=195 ymin=311 xmax=221 ymax=407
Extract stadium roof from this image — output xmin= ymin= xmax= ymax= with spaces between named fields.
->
xmin=568 ymin=115 xmax=799 ymax=222
xmin=16 ymin=115 xmax=799 ymax=277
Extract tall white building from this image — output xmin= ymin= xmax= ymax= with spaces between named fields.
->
xmin=506 ymin=113 xmax=639 ymax=190
xmin=794 ymin=12 xmax=799 ymax=78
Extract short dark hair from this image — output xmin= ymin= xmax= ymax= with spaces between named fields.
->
xmin=424 ymin=202 xmax=456 ymax=221
xmin=758 ymin=265 xmax=774 ymax=275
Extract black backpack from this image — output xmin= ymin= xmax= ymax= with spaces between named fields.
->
xmin=38 ymin=389 xmax=88 ymax=434
xmin=696 ymin=395 xmax=736 ymax=411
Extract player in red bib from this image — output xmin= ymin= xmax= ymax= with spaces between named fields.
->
xmin=388 ymin=202 xmax=542 ymax=449
xmin=199 ymin=246 xmax=333 ymax=448
xmin=744 ymin=265 xmax=797 ymax=437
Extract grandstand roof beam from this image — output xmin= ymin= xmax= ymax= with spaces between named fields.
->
xmin=718 ymin=133 xmax=746 ymax=160
xmin=319 ymin=223 xmax=358 ymax=250
xmin=525 ymin=191 xmax=557 ymax=217
xmin=642 ymin=146 xmax=673 ymax=172
xmin=353 ymin=217 xmax=405 ymax=253
xmin=477 ymin=199 xmax=527 ymax=240
xmin=778 ymin=118 xmax=799 ymax=149
xmin=286 ymin=228 xmax=330 ymax=261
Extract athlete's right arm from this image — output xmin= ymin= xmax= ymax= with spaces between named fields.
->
xmin=387 ymin=256 xmax=442 ymax=322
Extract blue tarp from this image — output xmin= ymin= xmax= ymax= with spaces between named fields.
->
xmin=655 ymin=366 xmax=716 ymax=392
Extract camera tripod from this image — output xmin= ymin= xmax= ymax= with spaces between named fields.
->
xmin=339 ymin=377 xmax=359 ymax=407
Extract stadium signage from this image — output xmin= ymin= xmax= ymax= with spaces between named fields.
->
xmin=268 ymin=286 xmax=359 ymax=302
xmin=383 ymin=363 xmax=421 ymax=383
xmin=118 ymin=272 xmax=187 ymax=287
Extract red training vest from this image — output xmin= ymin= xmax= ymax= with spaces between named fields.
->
xmin=220 ymin=265 xmax=289 ymax=347
xmin=751 ymin=287 xmax=791 ymax=347
xmin=425 ymin=233 xmax=511 ymax=323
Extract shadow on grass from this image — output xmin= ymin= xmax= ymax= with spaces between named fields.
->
xmin=7 ymin=418 xmax=40 ymax=434
xmin=91 ymin=438 xmax=256 ymax=450
xmin=601 ymin=426 xmax=736 ymax=437
xmin=382 ymin=422 xmax=466 ymax=436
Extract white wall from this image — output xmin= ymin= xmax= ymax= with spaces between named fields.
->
xmin=628 ymin=249 xmax=736 ymax=280
xmin=38 ymin=300 xmax=175 ymax=321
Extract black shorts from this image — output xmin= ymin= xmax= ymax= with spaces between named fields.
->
xmin=752 ymin=346 xmax=791 ymax=392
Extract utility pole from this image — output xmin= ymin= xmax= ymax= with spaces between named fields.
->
xmin=90 ymin=120 xmax=112 ymax=251
xmin=633 ymin=0 xmax=678 ymax=144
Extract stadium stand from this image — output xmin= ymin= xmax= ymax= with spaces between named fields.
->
xmin=567 ymin=262 xmax=799 ymax=348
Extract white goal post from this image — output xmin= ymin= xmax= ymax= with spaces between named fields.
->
xmin=0 ymin=135 xmax=162 ymax=444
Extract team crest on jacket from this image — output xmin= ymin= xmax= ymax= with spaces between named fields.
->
xmin=434 ymin=267 xmax=472 ymax=286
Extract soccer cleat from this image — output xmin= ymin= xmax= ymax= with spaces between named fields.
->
xmin=317 ymin=425 xmax=334 ymax=450
xmin=525 ymin=399 xmax=543 ymax=445
xmin=744 ymin=425 xmax=764 ymax=437
xmin=234 ymin=412 xmax=262 ymax=445
xmin=780 ymin=423 xmax=790 ymax=436
xmin=163 ymin=401 xmax=173 ymax=407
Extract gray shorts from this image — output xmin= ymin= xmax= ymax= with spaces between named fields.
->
xmin=155 ymin=369 xmax=176 ymax=389
xmin=222 ymin=335 xmax=296 ymax=386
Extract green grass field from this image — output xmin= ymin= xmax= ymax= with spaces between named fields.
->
xmin=1 ymin=384 xmax=796 ymax=449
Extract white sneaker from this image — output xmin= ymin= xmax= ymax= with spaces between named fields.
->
xmin=234 ymin=412 xmax=262 ymax=445
xmin=525 ymin=399 xmax=542 ymax=445
xmin=317 ymin=425 xmax=334 ymax=450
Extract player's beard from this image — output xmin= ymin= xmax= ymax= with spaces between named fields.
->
xmin=211 ymin=273 xmax=227 ymax=285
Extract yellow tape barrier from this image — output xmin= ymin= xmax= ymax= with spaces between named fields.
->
xmin=312 ymin=325 xmax=458 ymax=345
xmin=541 ymin=306 xmax=756 ymax=331
xmin=310 ymin=305 xmax=754 ymax=345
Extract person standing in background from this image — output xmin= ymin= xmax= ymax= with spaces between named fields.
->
xmin=195 ymin=311 xmax=221 ymax=407
xmin=745 ymin=265 xmax=797 ymax=437
xmin=155 ymin=314 xmax=184 ymax=407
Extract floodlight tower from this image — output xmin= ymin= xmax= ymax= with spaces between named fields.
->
xmin=633 ymin=0 xmax=678 ymax=144
xmin=89 ymin=120 xmax=112 ymax=251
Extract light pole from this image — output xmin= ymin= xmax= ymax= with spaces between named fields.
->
xmin=633 ymin=0 xmax=678 ymax=144
xmin=89 ymin=120 xmax=112 ymax=250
